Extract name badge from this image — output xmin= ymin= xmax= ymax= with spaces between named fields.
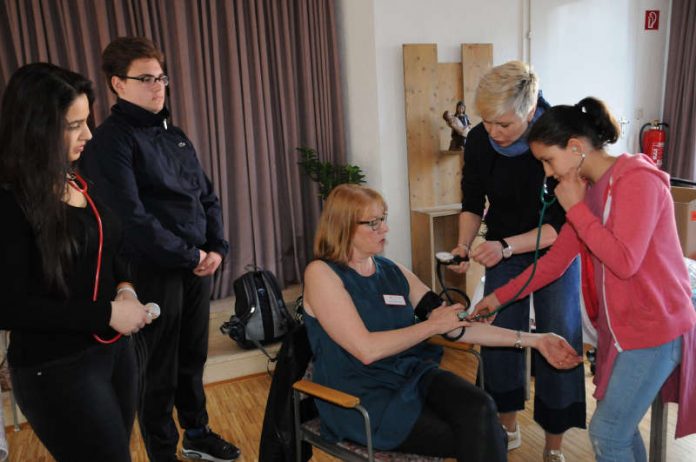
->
xmin=383 ymin=294 xmax=406 ymax=306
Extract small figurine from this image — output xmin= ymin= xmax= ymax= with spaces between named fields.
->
xmin=443 ymin=100 xmax=471 ymax=151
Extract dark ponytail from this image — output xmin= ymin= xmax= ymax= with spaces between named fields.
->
xmin=528 ymin=96 xmax=620 ymax=149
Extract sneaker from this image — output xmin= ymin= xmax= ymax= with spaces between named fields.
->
xmin=543 ymin=449 xmax=566 ymax=462
xmin=181 ymin=427 xmax=240 ymax=462
xmin=504 ymin=424 xmax=521 ymax=451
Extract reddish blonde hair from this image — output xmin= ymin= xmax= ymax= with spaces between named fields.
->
xmin=313 ymin=184 xmax=387 ymax=264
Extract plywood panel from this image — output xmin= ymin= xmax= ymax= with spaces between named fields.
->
xmin=403 ymin=44 xmax=439 ymax=210
xmin=412 ymin=206 xmax=468 ymax=295
xmin=434 ymin=62 xmax=464 ymax=206
xmin=405 ymin=43 xmax=493 ymax=304
xmin=461 ymin=44 xmax=493 ymax=126
xmin=432 ymin=213 xmax=468 ymax=297
xmin=437 ymin=63 xmax=462 ymax=152
xmin=410 ymin=210 xmax=434 ymax=287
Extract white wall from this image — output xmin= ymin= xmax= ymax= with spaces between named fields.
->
xmin=531 ymin=0 xmax=671 ymax=155
xmin=337 ymin=0 xmax=671 ymax=267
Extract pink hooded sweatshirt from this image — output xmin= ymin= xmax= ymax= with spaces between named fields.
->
xmin=496 ymin=153 xmax=696 ymax=437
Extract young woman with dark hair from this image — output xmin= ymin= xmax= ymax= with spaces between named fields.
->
xmin=0 ymin=62 xmax=152 ymax=461
xmin=474 ymin=97 xmax=696 ymax=462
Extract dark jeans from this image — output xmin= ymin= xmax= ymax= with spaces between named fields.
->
xmin=134 ymin=267 xmax=211 ymax=461
xmin=482 ymin=254 xmax=586 ymax=433
xmin=395 ymin=369 xmax=507 ymax=462
xmin=11 ymin=338 xmax=137 ymax=462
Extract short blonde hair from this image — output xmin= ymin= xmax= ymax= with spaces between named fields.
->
xmin=475 ymin=60 xmax=539 ymax=120
xmin=313 ymin=184 xmax=387 ymax=264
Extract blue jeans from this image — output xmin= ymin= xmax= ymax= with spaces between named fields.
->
xmin=482 ymin=254 xmax=586 ymax=433
xmin=589 ymin=336 xmax=682 ymax=462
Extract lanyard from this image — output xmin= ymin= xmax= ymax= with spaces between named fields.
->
xmin=67 ymin=173 xmax=122 ymax=344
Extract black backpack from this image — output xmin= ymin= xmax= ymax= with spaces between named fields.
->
xmin=221 ymin=267 xmax=296 ymax=357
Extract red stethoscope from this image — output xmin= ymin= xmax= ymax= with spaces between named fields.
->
xmin=67 ymin=172 xmax=122 ymax=344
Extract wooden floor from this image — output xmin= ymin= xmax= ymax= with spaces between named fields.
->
xmin=4 ymin=346 xmax=696 ymax=461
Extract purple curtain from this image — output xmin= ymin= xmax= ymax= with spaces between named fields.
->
xmin=663 ymin=0 xmax=696 ymax=180
xmin=0 ymin=0 xmax=345 ymax=298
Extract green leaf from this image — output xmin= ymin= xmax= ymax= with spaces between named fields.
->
xmin=297 ymin=147 xmax=366 ymax=200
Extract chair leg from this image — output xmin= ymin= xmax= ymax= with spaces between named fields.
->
xmin=648 ymin=395 xmax=667 ymax=462
xmin=464 ymin=348 xmax=485 ymax=389
xmin=525 ymin=346 xmax=531 ymax=401
xmin=293 ymin=390 xmax=303 ymax=462
xmin=355 ymin=404 xmax=374 ymax=462
xmin=9 ymin=390 xmax=19 ymax=432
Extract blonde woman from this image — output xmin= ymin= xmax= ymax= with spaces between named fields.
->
xmin=449 ymin=61 xmax=584 ymax=462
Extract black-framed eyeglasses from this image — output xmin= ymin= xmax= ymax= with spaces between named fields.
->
xmin=358 ymin=213 xmax=388 ymax=231
xmin=117 ymin=74 xmax=169 ymax=87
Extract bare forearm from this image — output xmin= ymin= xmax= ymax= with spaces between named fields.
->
xmin=461 ymin=323 xmax=535 ymax=349
xmin=358 ymin=321 xmax=441 ymax=364
xmin=504 ymin=224 xmax=557 ymax=254
xmin=458 ymin=212 xmax=482 ymax=248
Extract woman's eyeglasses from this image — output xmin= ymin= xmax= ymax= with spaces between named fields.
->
xmin=358 ymin=214 xmax=388 ymax=231
xmin=118 ymin=74 xmax=169 ymax=87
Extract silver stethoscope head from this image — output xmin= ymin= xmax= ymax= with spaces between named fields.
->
xmin=146 ymin=303 xmax=161 ymax=320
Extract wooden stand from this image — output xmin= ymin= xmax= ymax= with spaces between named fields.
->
xmin=403 ymin=43 xmax=492 ymax=299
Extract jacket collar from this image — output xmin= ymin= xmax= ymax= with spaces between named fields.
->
xmin=112 ymin=98 xmax=170 ymax=128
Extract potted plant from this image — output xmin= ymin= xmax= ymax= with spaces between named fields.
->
xmin=297 ymin=147 xmax=366 ymax=200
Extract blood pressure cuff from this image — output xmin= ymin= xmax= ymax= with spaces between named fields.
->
xmin=414 ymin=290 xmax=444 ymax=322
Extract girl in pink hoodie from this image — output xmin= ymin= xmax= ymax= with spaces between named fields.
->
xmin=473 ymin=97 xmax=696 ymax=462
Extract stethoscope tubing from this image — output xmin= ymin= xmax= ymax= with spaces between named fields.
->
xmin=67 ymin=172 xmax=122 ymax=344
xmin=471 ymin=179 xmax=557 ymax=321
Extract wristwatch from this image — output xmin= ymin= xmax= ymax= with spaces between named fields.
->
xmin=499 ymin=239 xmax=513 ymax=259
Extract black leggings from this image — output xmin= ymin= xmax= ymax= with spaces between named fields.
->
xmin=395 ymin=368 xmax=507 ymax=462
xmin=11 ymin=338 xmax=137 ymax=462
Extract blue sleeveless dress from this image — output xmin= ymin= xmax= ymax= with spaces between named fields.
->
xmin=304 ymin=256 xmax=443 ymax=449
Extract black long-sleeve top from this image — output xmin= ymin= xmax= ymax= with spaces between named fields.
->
xmin=460 ymin=123 xmax=566 ymax=244
xmin=0 ymin=188 xmax=129 ymax=367
xmin=80 ymin=99 xmax=229 ymax=270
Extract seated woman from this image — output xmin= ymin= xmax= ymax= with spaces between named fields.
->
xmin=302 ymin=184 xmax=582 ymax=462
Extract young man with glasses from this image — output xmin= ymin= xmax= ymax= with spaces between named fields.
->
xmin=81 ymin=37 xmax=240 ymax=462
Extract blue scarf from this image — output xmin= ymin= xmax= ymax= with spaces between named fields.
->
xmin=489 ymin=94 xmax=549 ymax=157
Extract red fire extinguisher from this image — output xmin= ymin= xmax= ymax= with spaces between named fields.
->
xmin=639 ymin=120 xmax=669 ymax=168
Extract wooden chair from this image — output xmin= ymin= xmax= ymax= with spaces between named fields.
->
xmin=292 ymin=337 xmax=483 ymax=462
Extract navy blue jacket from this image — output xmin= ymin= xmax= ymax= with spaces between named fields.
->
xmin=81 ymin=99 xmax=229 ymax=270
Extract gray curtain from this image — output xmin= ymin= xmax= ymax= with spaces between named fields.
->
xmin=0 ymin=0 xmax=345 ymax=298
xmin=663 ymin=0 xmax=696 ymax=180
